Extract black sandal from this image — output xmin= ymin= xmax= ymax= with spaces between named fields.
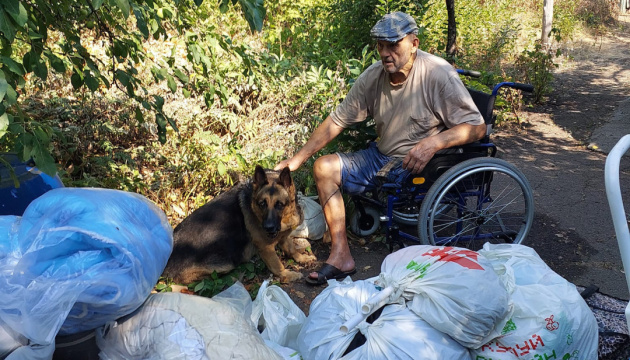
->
xmin=305 ymin=263 xmax=357 ymax=285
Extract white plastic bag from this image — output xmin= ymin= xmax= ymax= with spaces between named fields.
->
xmin=473 ymin=243 xmax=598 ymax=359
xmin=297 ymin=279 xmax=384 ymax=360
xmin=340 ymin=303 xmax=471 ymax=360
xmin=251 ymin=280 xmax=306 ymax=350
xmin=290 ymin=194 xmax=327 ymax=240
xmin=374 ymin=245 xmax=511 ymax=348
xmin=96 ymin=282 xmax=282 ymax=360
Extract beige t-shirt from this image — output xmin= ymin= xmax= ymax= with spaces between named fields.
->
xmin=330 ymin=50 xmax=484 ymax=157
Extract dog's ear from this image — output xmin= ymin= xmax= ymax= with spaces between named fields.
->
xmin=253 ymin=165 xmax=268 ymax=189
xmin=278 ymin=166 xmax=292 ymax=189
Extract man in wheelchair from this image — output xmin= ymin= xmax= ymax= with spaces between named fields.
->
xmin=275 ymin=12 xmax=486 ymax=285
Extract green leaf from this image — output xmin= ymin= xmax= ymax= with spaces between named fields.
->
xmin=0 ymin=9 xmax=17 ymax=42
xmin=71 ymin=71 xmax=84 ymax=89
xmin=112 ymin=0 xmax=131 ymax=19
xmin=22 ymin=51 xmax=36 ymax=72
xmin=115 ymin=70 xmax=130 ymax=87
xmin=219 ymin=0 xmax=230 ymax=13
xmin=3 ymin=0 xmax=20 ymax=16
xmin=0 ymin=78 xmax=7 ymax=103
xmin=0 ymin=56 xmax=24 ymax=75
xmin=31 ymin=144 xmax=57 ymax=176
xmin=166 ymin=74 xmax=177 ymax=93
xmin=85 ymin=74 xmax=99 ymax=91
xmin=152 ymin=95 xmax=164 ymax=110
xmin=33 ymin=59 xmax=48 ymax=80
xmin=135 ymin=107 xmax=144 ymax=123
xmin=155 ymin=113 xmax=167 ymax=144
xmin=6 ymin=1 xmax=27 ymax=27
xmin=173 ymin=69 xmax=189 ymax=84
xmin=194 ymin=0 xmax=204 ymax=5
xmin=182 ymin=88 xmax=190 ymax=98
xmin=132 ymin=5 xmax=149 ymax=39
xmin=217 ymin=161 xmax=226 ymax=175
xmin=0 ymin=113 xmax=8 ymax=139
xmin=4 ymin=82 xmax=17 ymax=105
xmin=238 ymin=0 xmax=265 ymax=32
xmin=45 ymin=52 xmax=66 ymax=73
xmin=167 ymin=116 xmax=178 ymax=132
xmin=93 ymin=0 xmax=105 ymax=9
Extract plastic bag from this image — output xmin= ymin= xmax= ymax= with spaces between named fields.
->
xmin=290 ymin=194 xmax=327 ymax=240
xmin=0 ymin=187 xmax=173 ymax=345
xmin=340 ymin=303 xmax=471 ymax=360
xmin=473 ymin=243 xmax=598 ymax=359
xmin=297 ymin=279 xmax=385 ymax=360
xmin=96 ymin=282 xmax=283 ymax=360
xmin=251 ymin=280 xmax=306 ymax=350
xmin=375 ymin=245 xmax=511 ymax=348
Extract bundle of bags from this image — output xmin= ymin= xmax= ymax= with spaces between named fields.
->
xmin=0 ymin=188 xmax=174 ymax=358
xmin=99 ymin=243 xmax=597 ymax=360
xmin=0 ymin=186 xmax=599 ymax=360
xmin=296 ymin=244 xmax=598 ymax=360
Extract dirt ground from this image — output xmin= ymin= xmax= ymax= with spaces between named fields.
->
xmin=278 ymin=15 xmax=630 ymax=315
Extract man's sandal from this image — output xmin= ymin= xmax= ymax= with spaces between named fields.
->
xmin=305 ymin=263 xmax=357 ymax=286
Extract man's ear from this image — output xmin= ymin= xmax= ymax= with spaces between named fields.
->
xmin=253 ymin=165 xmax=268 ymax=190
xmin=278 ymin=166 xmax=292 ymax=189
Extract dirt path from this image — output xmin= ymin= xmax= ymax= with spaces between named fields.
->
xmin=280 ymin=16 xmax=630 ymax=313
xmin=492 ymin=15 xmax=630 ymax=299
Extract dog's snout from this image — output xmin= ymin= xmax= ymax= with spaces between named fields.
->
xmin=263 ymin=218 xmax=280 ymax=235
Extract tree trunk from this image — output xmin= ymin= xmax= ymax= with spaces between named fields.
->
xmin=446 ymin=0 xmax=457 ymax=59
xmin=541 ymin=0 xmax=554 ymax=47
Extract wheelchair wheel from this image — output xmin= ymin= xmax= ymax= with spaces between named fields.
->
xmin=418 ymin=157 xmax=534 ymax=250
xmin=349 ymin=206 xmax=381 ymax=237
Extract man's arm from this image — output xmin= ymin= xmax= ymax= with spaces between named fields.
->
xmin=402 ymin=122 xmax=486 ymax=174
xmin=274 ymin=116 xmax=345 ymax=171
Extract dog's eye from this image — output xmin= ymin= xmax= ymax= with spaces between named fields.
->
xmin=275 ymin=202 xmax=285 ymax=210
xmin=258 ymin=200 xmax=266 ymax=208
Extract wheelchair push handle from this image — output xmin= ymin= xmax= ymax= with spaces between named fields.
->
xmin=494 ymin=82 xmax=535 ymax=94
xmin=456 ymin=69 xmax=481 ymax=78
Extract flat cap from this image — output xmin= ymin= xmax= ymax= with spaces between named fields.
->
xmin=370 ymin=12 xmax=418 ymax=43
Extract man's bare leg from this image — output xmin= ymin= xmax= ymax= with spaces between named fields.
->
xmin=308 ymin=154 xmax=355 ymax=280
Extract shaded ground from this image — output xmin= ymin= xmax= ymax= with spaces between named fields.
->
xmin=280 ymin=16 xmax=630 ymax=314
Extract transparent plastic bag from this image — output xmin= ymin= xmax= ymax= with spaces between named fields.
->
xmin=96 ymin=283 xmax=282 ymax=360
xmin=0 ymin=187 xmax=173 ymax=345
xmin=251 ymin=280 xmax=306 ymax=350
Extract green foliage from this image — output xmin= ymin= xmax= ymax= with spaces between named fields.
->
xmin=515 ymin=40 xmax=561 ymax=103
xmin=191 ymin=260 xmax=266 ymax=298
xmin=577 ymin=0 xmax=620 ymax=28
xmin=0 ymin=0 xmax=265 ymax=175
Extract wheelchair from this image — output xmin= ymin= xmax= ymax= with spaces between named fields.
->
xmin=348 ymin=70 xmax=535 ymax=251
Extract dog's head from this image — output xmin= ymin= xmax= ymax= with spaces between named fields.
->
xmin=252 ymin=165 xmax=301 ymax=238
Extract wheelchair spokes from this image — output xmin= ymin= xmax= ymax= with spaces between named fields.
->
xmin=419 ymin=158 xmax=534 ymax=250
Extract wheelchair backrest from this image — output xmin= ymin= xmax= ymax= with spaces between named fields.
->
xmin=467 ymin=88 xmax=496 ymax=126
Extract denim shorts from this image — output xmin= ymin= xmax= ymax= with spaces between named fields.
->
xmin=337 ymin=142 xmax=410 ymax=195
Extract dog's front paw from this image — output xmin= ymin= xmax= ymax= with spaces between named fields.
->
xmin=293 ymin=252 xmax=317 ymax=264
xmin=279 ymin=270 xmax=303 ymax=283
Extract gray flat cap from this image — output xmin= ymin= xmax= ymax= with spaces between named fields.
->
xmin=370 ymin=12 xmax=419 ymax=42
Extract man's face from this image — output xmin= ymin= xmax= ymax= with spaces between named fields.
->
xmin=376 ymin=35 xmax=418 ymax=74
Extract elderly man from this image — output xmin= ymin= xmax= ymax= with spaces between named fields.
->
xmin=275 ymin=12 xmax=486 ymax=285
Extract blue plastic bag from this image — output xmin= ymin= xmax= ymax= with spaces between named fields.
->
xmin=0 ymin=187 xmax=173 ymax=345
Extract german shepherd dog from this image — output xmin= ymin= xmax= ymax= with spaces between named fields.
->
xmin=163 ymin=166 xmax=316 ymax=283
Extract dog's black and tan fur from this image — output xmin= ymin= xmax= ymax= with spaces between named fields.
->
xmin=163 ymin=166 xmax=316 ymax=283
